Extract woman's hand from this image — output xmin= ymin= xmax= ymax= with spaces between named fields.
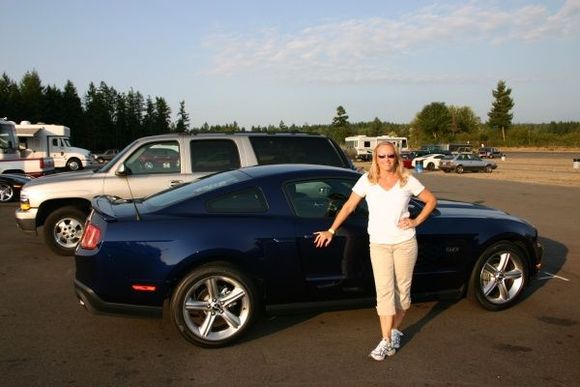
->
xmin=314 ymin=231 xmax=333 ymax=247
xmin=398 ymin=217 xmax=416 ymax=230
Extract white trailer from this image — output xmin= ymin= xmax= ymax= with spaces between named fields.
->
xmin=15 ymin=121 xmax=95 ymax=171
xmin=0 ymin=119 xmax=54 ymax=176
xmin=345 ymin=135 xmax=409 ymax=161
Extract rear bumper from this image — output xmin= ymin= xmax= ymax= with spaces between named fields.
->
xmin=74 ymin=279 xmax=163 ymax=318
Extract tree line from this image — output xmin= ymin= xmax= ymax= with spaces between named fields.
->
xmin=1 ymin=71 xmax=579 ymax=151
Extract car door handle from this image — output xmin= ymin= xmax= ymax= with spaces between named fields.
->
xmin=170 ymin=180 xmax=183 ymax=187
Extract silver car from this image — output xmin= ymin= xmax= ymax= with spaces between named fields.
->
xmin=439 ymin=153 xmax=497 ymax=174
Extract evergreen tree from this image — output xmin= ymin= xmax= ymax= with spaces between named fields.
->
xmin=42 ymin=84 xmax=64 ymax=124
xmin=330 ymin=105 xmax=351 ymax=144
xmin=19 ymin=70 xmax=44 ymax=123
xmin=142 ymin=97 xmax=157 ymax=137
xmin=487 ymin=80 xmax=514 ymax=142
xmin=154 ymin=97 xmax=171 ymax=134
xmin=61 ymin=81 xmax=85 ymax=145
xmin=174 ymin=100 xmax=190 ymax=133
xmin=0 ymin=73 xmax=21 ymax=120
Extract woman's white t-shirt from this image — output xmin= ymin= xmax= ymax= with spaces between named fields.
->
xmin=352 ymin=173 xmax=425 ymax=244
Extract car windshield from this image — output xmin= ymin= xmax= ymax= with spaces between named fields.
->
xmin=145 ymin=169 xmax=250 ymax=208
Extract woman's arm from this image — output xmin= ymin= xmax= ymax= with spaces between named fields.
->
xmin=314 ymin=192 xmax=363 ymax=247
xmin=399 ymin=188 xmax=437 ymax=229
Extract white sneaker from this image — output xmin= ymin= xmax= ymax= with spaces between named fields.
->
xmin=391 ymin=329 xmax=403 ymax=349
xmin=368 ymin=339 xmax=396 ymax=361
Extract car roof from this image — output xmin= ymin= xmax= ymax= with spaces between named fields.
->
xmin=237 ymin=163 xmax=361 ymax=180
xmin=129 ymin=132 xmax=330 ymax=142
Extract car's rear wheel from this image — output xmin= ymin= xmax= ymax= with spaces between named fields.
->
xmin=171 ymin=263 xmax=258 ymax=347
xmin=0 ymin=183 xmax=14 ymax=202
xmin=427 ymin=162 xmax=435 ymax=171
xmin=456 ymin=165 xmax=464 ymax=174
xmin=43 ymin=206 xmax=87 ymax=256
xmin=468 ymin=242 xmax=529 ymax=311
xmin=484 ymin=165 xmax=493 ymax=173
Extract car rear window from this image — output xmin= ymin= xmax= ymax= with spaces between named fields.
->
xmin=250 ymin=136 xmax=346 ymax=168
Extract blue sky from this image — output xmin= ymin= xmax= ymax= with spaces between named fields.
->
xmin=2 ymin=0 xmax=579 ymax=128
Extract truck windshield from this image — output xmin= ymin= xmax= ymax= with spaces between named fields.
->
xmin=0 ymin=122 xmax=18 ymax=154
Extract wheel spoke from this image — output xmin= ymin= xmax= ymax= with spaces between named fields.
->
xmin=497 ymin=252 xmax=511 ymax=272
xmin=221 ymin=309 xmax=241 ymax=329
xmin=185 ymin=299 xmax=209 ymax=311
xmin=497 ymin=281 xmax=510 ymax=300
xmin=483 ymin=277 xmax=498 ymax=296
xmin=199 ymin=313 xmax=217 ymax=337
xmin=220 ymin=286 xmax=245 ymax=307
xmin=205 ymin=278 xmax=219 ymax=300
xmin=504 ymin=269 xmax=523 ymax=280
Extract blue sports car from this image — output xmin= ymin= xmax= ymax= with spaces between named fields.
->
xmin=75 ymin=164 xmax=543 ymax=347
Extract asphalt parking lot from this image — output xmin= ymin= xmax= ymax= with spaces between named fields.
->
xmin=1 ymin=173 xmax=579 ymax=386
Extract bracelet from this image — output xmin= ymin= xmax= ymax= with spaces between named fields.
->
xmin=328 ymin=228 xmax=335 ymax=235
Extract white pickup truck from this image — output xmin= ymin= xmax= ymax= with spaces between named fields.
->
xmin=16 ymin=132 xmax=354 ymax=255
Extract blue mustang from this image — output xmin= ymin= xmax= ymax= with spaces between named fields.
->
xmin=75 ymin=164 xmax=542 ymax=347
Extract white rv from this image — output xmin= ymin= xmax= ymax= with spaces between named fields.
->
xmin=0 ymin=119 xmax=54 ymax=176
xmin=345 ymin=135 xmax=409 ymax=161
xmin=15 ymin=122 xmax=94 ymax=171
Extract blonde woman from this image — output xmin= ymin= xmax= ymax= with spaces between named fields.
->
xmin=315 ymin=141 xmax=437 ymax=361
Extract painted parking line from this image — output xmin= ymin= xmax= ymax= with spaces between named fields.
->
xmin=537 ymin=272 xmax=570 ymax=281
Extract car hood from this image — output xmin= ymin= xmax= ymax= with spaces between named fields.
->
xmin=23 ymin=169 xmax=97 ymax=187
xmin=436 ymin=199 xmax=520 ymax=221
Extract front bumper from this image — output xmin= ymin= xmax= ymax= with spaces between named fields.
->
xmin=15 ymin=208 xmax=38 ymax=233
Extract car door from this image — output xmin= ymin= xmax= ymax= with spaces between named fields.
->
xmin=287 ymin=178 xmax=373 ymax=300
xmin=104 ymin=140 xmax=187 ymax=199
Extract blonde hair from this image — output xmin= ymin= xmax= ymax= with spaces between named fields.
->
xmin=367 ymin=142 xmax=410 ymax=186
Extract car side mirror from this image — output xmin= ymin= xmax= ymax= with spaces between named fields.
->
xmin=116 ymin=163 xmax=133 ymax=177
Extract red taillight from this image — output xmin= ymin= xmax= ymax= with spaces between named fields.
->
xmin=80 ymin=223 xmax=102 ymax=250
xmin=132 ymin=285 xmax=157 ymax=292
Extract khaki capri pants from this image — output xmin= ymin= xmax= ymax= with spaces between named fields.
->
xmin=370 ymin=237 xmax=418 ymax=316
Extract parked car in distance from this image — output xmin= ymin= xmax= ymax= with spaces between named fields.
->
xmin=400 ymin=151 xmax=414 ymax=169
xmin=0 ymin=173 xmax=33 ymax=202
xmin=16 ymin=132 xmax=354 ymax=255
xmin=93 ymin=149 xmax=119 ymax=164
xmin=478 ymin=147 xmax=503 ymax=159
xmin=439 ymin=153 xmax=497 ymax=174
xmin=75 ymin=164 xmax=542 ymax=347
xmin=411 ymin=153 xmax=446 ymax=170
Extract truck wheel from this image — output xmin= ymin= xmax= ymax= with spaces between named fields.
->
xmin=66 ymin=158 xmax=82 ymax=171
xmin=43 ymin=206 xmax=88 ymax=256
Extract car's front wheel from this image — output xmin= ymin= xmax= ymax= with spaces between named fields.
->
xmin=469 ymin=242 xmax=529 ymax=311
xmin=171 ymin=263 xmax=258 ymax=347
xmin=484 ymin=165 xmax=493 ymax=173
xmin=43 ymin=206 xmax=88 ymax=256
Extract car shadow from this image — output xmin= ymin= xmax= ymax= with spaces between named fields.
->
xmin=520 ymin=236 xmax=568 ymax=302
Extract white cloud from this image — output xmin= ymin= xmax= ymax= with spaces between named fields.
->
xmin=203 ymin=1 xmax=580 ymax=83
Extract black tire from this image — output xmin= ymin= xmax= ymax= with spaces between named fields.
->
xmin=456 ymin=165 xmax=464 ymax=174
xmin=427 ymin=162 xmax=435 ymax=171
xmin=0 ymin=183 xmax=14 ymax=202
xmin=171 ymin=263 xmax=258 ymax=347
xmin=66 ymin=158 xmax=82 ymax=171
xmin=484 ymin=165 xmax=493 ymax=173
xmin=468 ymin=242 xmax=529 ymax=311
xmin=43 ymin=206 xmax=88 ymax=256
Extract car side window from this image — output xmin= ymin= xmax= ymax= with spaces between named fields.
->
xmin=124 ymin=141 xmax=180 ymax=175
xmin=190 ymin=140 xmax=241 ymax=172
xmin=206 ymin=188 xmax=267 ymax=213
xmin=286 ymin=178 xmax=367 ymax=218
xmin=250 ymin=136 xmax=345 ymax=168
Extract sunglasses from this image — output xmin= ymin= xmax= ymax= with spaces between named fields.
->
xmin=377 ymin=153 xmax=396 ymax=159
